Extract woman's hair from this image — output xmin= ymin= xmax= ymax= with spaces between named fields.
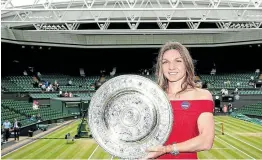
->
xmin=155 ymin=41 xmax=196 ymax=95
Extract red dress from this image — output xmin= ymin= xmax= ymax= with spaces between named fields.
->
xmin=158 ymin=100 xmax=214 ymax=159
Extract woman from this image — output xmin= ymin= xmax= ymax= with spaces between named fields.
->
xmin=144 ymin=42 xmax=215 ymax=159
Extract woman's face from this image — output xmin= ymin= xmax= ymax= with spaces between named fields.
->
xmin=162 ymin=49 xmax=186 ymax=83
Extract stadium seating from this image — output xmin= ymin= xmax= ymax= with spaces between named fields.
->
xmin=234 ymin=102 xmax=262 ymax=116
xmin=2 ymin=72 xmax=261 ymax=129
xmin=239 ymin=90 xmax=262 ymax=95
xmin=1 ymin=106 xmax=26 ymax=125
xmin=30 ymin=93 xmax=93 ymax=99
xmin=8 ymin=76 xmax=42 ymax=92
xmin=200 ymin=73 xmax=255 ymax=89
xmin=1 ymin=75 xmax=103 ymax=92
xmin=1 ymin=100 xmax=73 ymax=127
xmin=1 ymin=78 xmax=25 ymax=92
xmin=2 ymin=73 xmax=261 ymax=95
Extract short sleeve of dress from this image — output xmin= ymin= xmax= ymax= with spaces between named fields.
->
xmin=200 ymin=100 xmax=214 ymax=113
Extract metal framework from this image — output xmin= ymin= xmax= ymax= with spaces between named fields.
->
xmin=1 ymin=0 xmax=262 ymax=33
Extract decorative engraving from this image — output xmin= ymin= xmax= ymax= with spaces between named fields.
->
xmin=88 ymin=75 xmax=173 ymax=159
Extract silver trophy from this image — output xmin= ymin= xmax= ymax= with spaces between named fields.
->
xmin=88 ymin=75 xmax=173 ymax=159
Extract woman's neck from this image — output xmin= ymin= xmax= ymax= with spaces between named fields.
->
xmin=167 ymin=79 xmax=184 ymax=94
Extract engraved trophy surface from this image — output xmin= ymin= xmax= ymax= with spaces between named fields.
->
xmin=88 ymin=75 xmax=173 ymax=159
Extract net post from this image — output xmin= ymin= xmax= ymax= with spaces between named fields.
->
xmin=221 ymin=122 xmax=224 ymax=135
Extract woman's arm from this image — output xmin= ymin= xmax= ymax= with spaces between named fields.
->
xmin=171 ymin=89 xmax=215 ymax=152
xmin=143 ymin=113 xmax=214 ymax=159
xmin=168 ymin=112 xmax=215 ymax=152
xmin=144 ymin=89 xmax=215 ymax=159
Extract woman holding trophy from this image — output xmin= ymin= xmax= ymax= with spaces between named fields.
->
xmin=144 ymin=42 xmax=215 ymax=159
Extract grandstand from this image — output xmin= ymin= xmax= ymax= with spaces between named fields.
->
xmin=1 ymin=0 xmax=262 ymax=159
xmin=234 ymin=102 xmax=262 ymax=117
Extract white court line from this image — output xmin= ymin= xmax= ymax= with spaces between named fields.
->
xmin=216 ymin=136 xmax=255 ymax=160
xmin=215 ymin=127 xmax=262 ymax=152
xmin=212 ymin=147 xmax=231 ymax=150
xmin=2 ymin=120 xmax=76 ymax=157
xmin=88 ymin=145 xmax=99 ymax=160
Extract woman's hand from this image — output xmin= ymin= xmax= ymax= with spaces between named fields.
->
xmin=141 ymin=145 xmax=168 ymax=159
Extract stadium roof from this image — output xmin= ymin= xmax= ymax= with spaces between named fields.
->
xmin=2 ymin=0 xmax=262 ymax=31
xmin=1 ymin=0 xmax=262 ymax=48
